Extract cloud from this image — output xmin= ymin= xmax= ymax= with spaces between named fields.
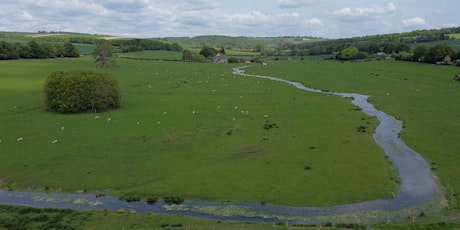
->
xmin=100 ymin=0 xmax=149 ymax=13
xmin=172 ymin=0 xmax=219 ymax=11
xmin=402 ymin=17 xmax=427 ymax=27
xmin=277 ymin=0 xmax=316 ymax=8
xmin=302 ymin=18 xmax=323 ymax=27
xmin=328 ymin=3 xmax=396 ymax=20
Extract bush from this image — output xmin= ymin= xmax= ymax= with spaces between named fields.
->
xmin=163 ymin=196 xmax=184 ymax=205
xmin=44 ymin=71 xmax=121 ymax=113
xmin=454 ymin=73 xmax=460 ymax=82
xmin=119 ymin=194 xmax=141 ymax=202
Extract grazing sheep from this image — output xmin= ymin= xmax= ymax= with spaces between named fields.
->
xmin=16 ymin=137 xmax=23 ymax=142
xmin=61 ymin=126 xmax=65 ymax=131
xmin=264 ymin=114 xmax=269 ymax=118
xmin=94 ymin=115 xmax=100 ymax=120
xmin=52 ymin=139 xmax=58 ymax=144
xmin=192 ymin=110 xmax=195 ymax=115
xmin=107 ymin=118 xmax=111 ymax=122
xmin=163 ymin=112 xmax=167 ymax=115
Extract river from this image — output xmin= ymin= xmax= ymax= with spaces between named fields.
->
xmin=0 ymin=66 xmax=445 ymax=225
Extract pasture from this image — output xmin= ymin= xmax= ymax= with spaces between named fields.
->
xmin=247 ymin=60 xmax=460 ymax=207
xmin=0 ymin=57 xmax=394 ymax=207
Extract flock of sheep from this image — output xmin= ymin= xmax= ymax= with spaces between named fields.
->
xmin=0 ymin=115 xmax=112 ymax=146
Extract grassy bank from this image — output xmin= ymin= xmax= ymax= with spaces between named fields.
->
xmin=0 ymin=57 xmax=393 ymax=207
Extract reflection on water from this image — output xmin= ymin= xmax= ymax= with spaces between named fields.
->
xmin=0 ymin=67 xmax=445 ymax=225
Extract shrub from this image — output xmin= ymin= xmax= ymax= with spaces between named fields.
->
xmin=454 ymin=73 xmax=460 ymax=82
xmin=163 ymin=196 xmax=184 ymax=205
xmin=146 ymin=195 xmax=159 ymax=204
xmin=44 ymin=71 xmax=120 ymax=113
xmin=119 ymin=193 xmax=141 ymax=202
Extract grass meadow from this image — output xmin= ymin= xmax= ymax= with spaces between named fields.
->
xmin=247 ymin=60 xmax=460 ymax=207
xmin=0 ymin=57 xmax=394 ymax=207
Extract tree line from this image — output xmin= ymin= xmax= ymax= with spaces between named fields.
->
xmin=110 ymin=39 xmax=182 ymax=53
xmin=0 ymin=40 xmax=79 ymax=60
xmin=262 ymin=27 xmax=460 ymax=56
xmin=335 ymin=42 xmax=460 ymax=65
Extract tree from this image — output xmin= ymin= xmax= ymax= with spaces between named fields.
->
xmin=28 ymin=41 xmax=46 ymax=58
xmin=63 ymin=41 xmax=80 ymax=57
xmin=44 ymin=71 xmax=121 ymax=113
xmin=182 ymin=49 xmax=192 ymax=61
xmin=425 ymin=44 xmax=454 ymax=64
xmin=199 ymin=46 xmax=218 ymax=58
xmin=0 ymin=41 xmax=17 ymax=60
xmin=394 ymin=43 xmax=411 ymax=53
xmin=338 ymin=46 xmax=359 ymax=60
xmin=413 ymin=45 xmax=428 ymax=62
xmin=92 ymin=42 xmax=116 ymax=68
xmin=40 ymin=43 xmax=57 ymax=58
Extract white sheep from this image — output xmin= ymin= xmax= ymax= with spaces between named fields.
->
xmin=0 ymin=139 xmax=2 ymax=144
xmin=52 ymin=139 xmax=58 ymax=144
xmin=163 ymin=112 xmax=168 ymax=115
xmin=94 ymin=115 xmax=100 ymax=120
xmin=107 ymin=118 xmax=112 ymax=122
xmin=16 ymin=137 xmax=23 ymax=142
xmin=192 ymin=110 xmax=195 ymax=115
xmin=61 ymin=126 xmax=65 ymax=131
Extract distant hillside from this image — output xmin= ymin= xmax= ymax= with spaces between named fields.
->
xmin=167 ymin=35 xmax=325 ymax=52
xmin=2 ymin=27 xmax=460 ymax=58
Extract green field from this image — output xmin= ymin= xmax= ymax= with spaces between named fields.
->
xmin=448 ymin=33 xmax=460 ymax=39
xmin=247 ymin=60 xmax=460 ymax=207
xmin=0 ymin=57 xmax=394 ymax=207
xmin=1 ymin=55 xmax=460 ymax=229
xmin=117 ymin=50 xmax=183 ymax=61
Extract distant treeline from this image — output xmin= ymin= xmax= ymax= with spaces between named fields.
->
xmin=0 ymin=40 xmax=79 ymax=60
xmin=275 ymin=27 xmax=460 ymax=56
xmin=1 ymin=32 xmax=183 ymax=54
xmin=110 ymin=39 xmax=182 ymax=53
xmin=66 ymin=37 xmax=183 ymax=53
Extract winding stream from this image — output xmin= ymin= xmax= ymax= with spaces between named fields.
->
xmin=0 ymin=66 xmax=445 ymax=225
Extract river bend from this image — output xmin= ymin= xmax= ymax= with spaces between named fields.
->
xmin=0 ymin=66 xmax=445 ymax=225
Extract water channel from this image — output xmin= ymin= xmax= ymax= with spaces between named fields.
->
xmin=0 ymin=66 xmax=445 ymax=225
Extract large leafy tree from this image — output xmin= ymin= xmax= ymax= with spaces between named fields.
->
xmin=425 ymin=44 xmax=455 ymax=64
xmin=92 ymin=42 xmax=116 ymax=68
xmin=338 ymin=46 xmax=359 ymax=60
xmin=182 ymin=49 xmax=192 ymax=61
xmin=199 ymin=46 xmax=218 ymax=58
xmin=44 ymin=71 xmax=121 ymax=113
xmin=413 ymin=45 xmax=428 ymax=62
xmin=63 ymin=41 xmax=80 ymax=57
xmin=28 ymin=41 xmax=46 ymax=58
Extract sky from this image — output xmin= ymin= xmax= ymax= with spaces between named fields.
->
xmin=1 ymin=0 xmax=459 ymax=39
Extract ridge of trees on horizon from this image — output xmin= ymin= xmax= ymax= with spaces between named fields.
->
xmin=0 ymin=40 xmax=79 ymax=60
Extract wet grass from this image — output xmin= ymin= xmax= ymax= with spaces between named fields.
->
xmin=0 ymin=57 xmax=394 ymax=207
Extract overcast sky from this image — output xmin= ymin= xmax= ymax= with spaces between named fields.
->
xmin=1 ymin=0 xmax=459 ymax=38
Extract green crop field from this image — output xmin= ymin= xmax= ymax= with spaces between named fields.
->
xmin=0 ymin=57 xmax=394 ymax=208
